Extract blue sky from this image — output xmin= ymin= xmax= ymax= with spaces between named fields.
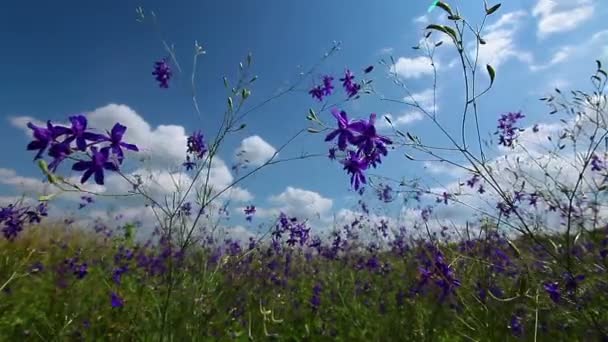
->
xmin=1 ymin=0 xmax=607 ymax=237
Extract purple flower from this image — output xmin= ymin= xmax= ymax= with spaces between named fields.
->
xmin=322 ymin=75 xmax=334 ymax=96
xmin=180 ymin=202 xmax=192 ymax=217
xmin=152 ymin=58 xmax=172 ymax=88
xmin=325 ymin=108 xmax=358 ymax=151
xmin=110 ymin=292 xmax=124 ymax=308
xmin=26 ymin=121 xmax=71 ymax=160
xmin=342 ymin=150 xmax=368 ymax=190
xmin=73 ymin=262 xmax=88 ymax=279
xmin=48 ymin=142 xmax=72 ymax=171
xmin=340 ymin=69 xmax=361 ymax=98
xmin=377 ymin=184 xmax=394 ymax=203
xmin=187 ymin=131 xmax=208 ymax=159
xmin=328 ymin=147 xmax=337 ymax=161
xmin=510 ymin=312 xmax=525 ymax=338
xmin=591 ymin=153 xmax=605 ymax=172
xmin=543 ymin=281 xmax=561 ymax=303
xmin=101 ymin=123 xmax=139 ymax=164
xmin=349 ymin=113 xmax=392 ymax=160
xmin=183 ymin=155 xmax=196 ymax=171
xmin=308 ymin=86 xmax=324 ymax=101
xmin=64 ymin=115 xmax=104 ymax=152
xmin=495 ymin=111 xmax=525 ymax=147
xmin=71 ymin=146 xmax=119 ymax=185
xmin=244 ymin=205 xmax=256 ymax=221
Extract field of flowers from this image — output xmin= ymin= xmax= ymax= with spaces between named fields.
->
xmin=2 ymin=1 xmax=608 ymax=341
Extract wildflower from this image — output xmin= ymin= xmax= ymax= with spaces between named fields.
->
xmin=349 ymin=113 xmax=392 ymax=159
xmin=342 ymin=150 xmax=368 ymax=190
xmin=152 ymin=58 xmax=172 ymax=88
xmin=340 ymin=69 xmax=361 ymax=98
xmin=244 ymin=205 xmax=256 ymax=221
xmin=73 ymin=262 xmax=88 ymax=279
xmin=71 ymin=146 xmax=118 ymax=185
xmin=466 ymin=174 xmax=480 ymax=188
xmin=64 ymin=115 xmax=105 ymax=151
xmin=310 ymin=283 xmax=322 ymax=312
xmin=100 ymin=123 xmax=139 ymax=164
xmin=180 ymin=202 xmax=192 ymax=217
xmin=322 ymin=75 xmax=334 ymax=96
xmin=591 ymin=153 xmax=605 ymax=172
xmin=182 ymin=155 xmax=196 ymax=171
xmin=186 ymin=131 xmax=208 ymax=159
xmin=110 ymin=292 xmax=124 ymax=308
xmin=328 ymin=147 xmax=337 ymax=161
xmin=528 ymin=192 xmax=539 ymax=207
xmin=47 ymin=142 xmax=72 ymax=171
xmin=563 ymin=272 xmax=585 ymax=296
xmin=495 ymin=111 xmax=525 ymax=147
xmin=325 ymin=108 xmax=358 ymax=151
xmin=421 ymin=206 xmax=432 ymax=222
xmin=377 ymin=184 xmax=394 ymax=203
xmin=436 ymin=192 xmax=450 ymax=205
xmin=543 ymin=281 xmax=561 ymax=303
xmin=509 ymin=312 xmax=525 ymax=338
xmin=26 ymin=121 xmax=71 ymax=160
xmin=308 ymin=85 xmax=324 ymax=101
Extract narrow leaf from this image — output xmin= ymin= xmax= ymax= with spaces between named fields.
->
xmin=436 ymin=1 xmax=453 ymax=15
xmin=486 ymin=64 xmax=496 ymax=85
xmin=485 ymin=3 xmax=501 ymax=15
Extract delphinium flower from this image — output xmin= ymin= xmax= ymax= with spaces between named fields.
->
xmin=563 ymin=272 xmax=585 ymax=297
xmin=591 ymin=153 xmax=605 ymax=172
xmin=325 ymin=108 xmax=358 ymax=151
xmin=186 ymin=130 xmax=208 ymax=159
xmin=110 ymin=292 xmax=124 ymax=308
xmin=466 ymin=174 xmax=480 ymax=188
xmin=528 ymin=192 xmax=539 ymax=207
xmin=509 ymin=311 xmax=525 ymax=338
xmin=322 ymin=75 xmax=334 ymax=95
xmin=152 ymin=57 xmax=172 ymax=88
xmin=310 ymin=283 xmax=322 ymax=312
xmin=48 ymin=142 xmax=72 ymax=171
xmin=78 ymin=196 xmax=94 ymax=210
xmin=63 ymin=115 xmax=105 ymax=151
xmin=100 ymin=123 xmax=139 ymax=164
xmin=421 ymin=206 xmax=433 ymax=222
xmin=543 ymin=281 xmax=561 ymax=303
xmin=182 ymin=155 xmax=196 ymax=171
xmin=436 ymin=192 xmax=451 ymax=205
xmin=1 ymin=202 xmax=47 ymax=241
xmin=26 ymin=121 xmax=71 ymax=160
xmin=328 ymin=147 xmax=337 ymax=161
xmin=495 ymin=111 xmax=525 ymax=147
xmin=342 ymin=150 xmax=368 ymax=190
xmin=340 ymin=69 xmax=361 ymax=98
xmin=71 ymin=147 xmax=118 ymax=185
xmin=308 ymin=85 xmax=324 ymax=102
xmin=180 ymin=202 xmax=192 ymax=217
xmin=244 ymin=205 xmax=256 ymax=222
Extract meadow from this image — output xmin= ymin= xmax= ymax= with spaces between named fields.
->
xmin=2 ymin=1 xmax=608 ymax=341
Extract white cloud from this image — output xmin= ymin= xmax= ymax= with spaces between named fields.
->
xmin=378 ymin=47 xmax=394 ymax=55
xmin=475 ymin=11 xmax=532 ymax=70
xmin=378 ymin=112 xmax=424 ymax=129
xmin=530 ymin=46 xmax=574 ymax=71
xmin=391 ymin=56 xmax=436 ymax=79
xmin=263 ymin=187 xmax=333 ymax=220
xmin=235 ymin=135 xmax=277 ymax=167
xmin=532 ymin=0 xmax=594 ymax=38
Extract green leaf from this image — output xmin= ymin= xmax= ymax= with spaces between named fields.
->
xmin=486 ymin=64 xmax=496 ymax=85
xmin=307 ymin=128 xmax=322 ymax=133
xmin=241 ymin=88 xmax=251 ymax=100
xmin=404 ymin=153 xmax=415 ymax=161
xmin=38 ymin=193 xmax=57 ymax=202
xmin=436 ymin=1 xmax=453 ymax=15
xmin=249 ymin=75 xmax=258 ymax=83
xmin=223 ymin=77 xmax=229 ymax=88
xmin=247 ymin=52 xmax=252 ymax=66
xmin=596 ymin=60 xmax=602 ymax=69
xmin=479 ymin=37 xmax=486 ymax=45
xmin=485 ymin=3 xmax=501 ymax=15
xmin=447 ymin=15 xmax=461 ymax=20
xmin=435 ymin=41 xmax=443 ymax=47
xmin=228 ymin=97 xmax=234 ymax=110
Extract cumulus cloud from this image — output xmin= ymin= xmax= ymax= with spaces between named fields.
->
xmin=532 ymin=0 xmax=594 ymax=38
xmin=235 ymin=135 xmax=277 ymax=167
xmin=378 ymin=112 xmax=424 ymax=129
xmin=391 ymin=56 xmax=436 ymax=79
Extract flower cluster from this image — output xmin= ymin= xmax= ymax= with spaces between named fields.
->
xmin=271 ymin=213 xmax=311 ymax=248
xmin=308 ymin=75 xmax=334 ymax=101
xmin=26 ymin=115 xmax=139 ymax=185
xmin=309 ymin=69 xmax=362 ymax=102
xmin=152 ymin=57 xmax=172 ymax=88
xmin=590 ymin=153 xmax=605 ymax=172
xmin=183 ymin=131 xmax=208 ymax=170
xmin=0 ymin=202 xmax=48 ymax=241
xmin=495 ymin=111 xmax=525 ymax=147
xmin=244 ymin=205 xmax=256 ymax=222
xmin=412 ymin=244 xmax=461 ymax=301
xmin=325 ymin=109 xmax=392 ymax=190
